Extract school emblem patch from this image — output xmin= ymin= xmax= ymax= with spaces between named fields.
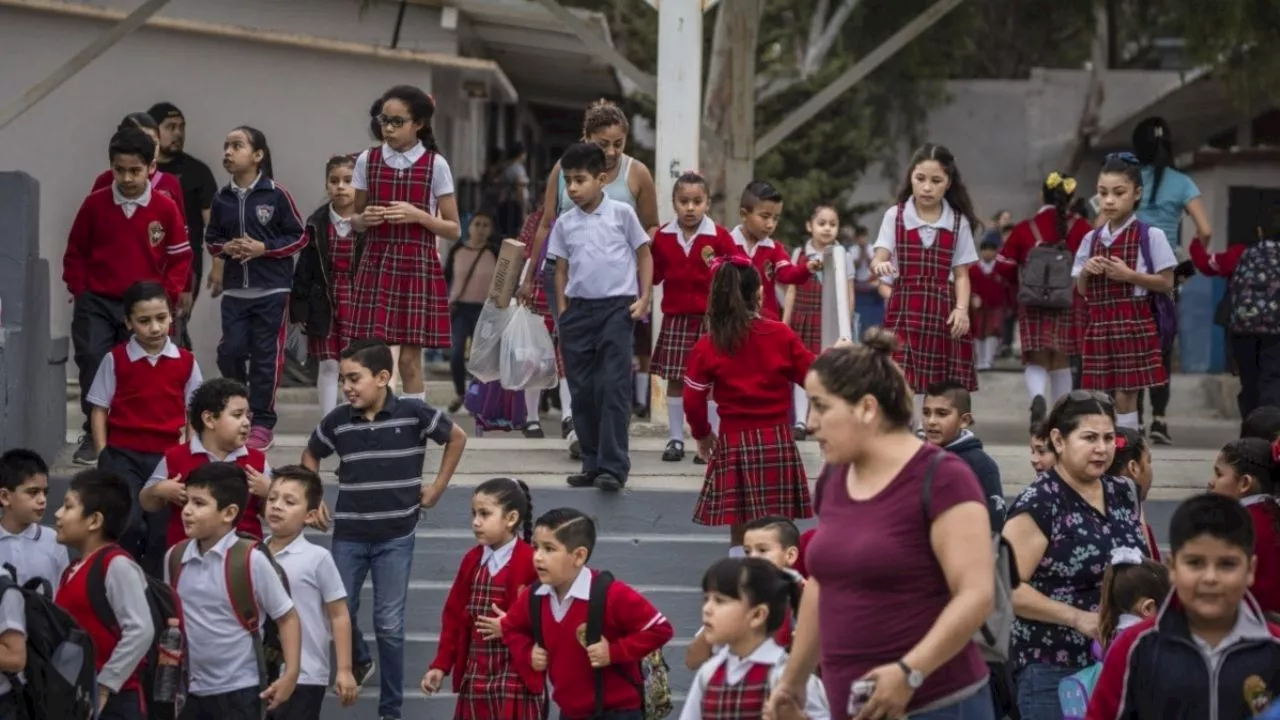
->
xmin=576 ymin=623 xmax=589 ymax=648
xmin=147 ymin=221 xmax=165 ymax=247
xmin=700 ymin=245 xmax=716 ymax=266
xmin=1244 ymin=675 xmax=1271 ymax=714
xmin=764 ymin=259 xmax=775 ymax=280
xmin=255 ymin=204 xmax=274 ymax=225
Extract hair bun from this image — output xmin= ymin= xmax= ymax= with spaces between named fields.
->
xmin=861 ymin=327 xmax=898 ymax=355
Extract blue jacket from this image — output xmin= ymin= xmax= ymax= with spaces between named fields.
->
xmin=206 ymin=175 xmax=307 ymax=291
xmin=944 ymin=430 xmax=1006 ymax=531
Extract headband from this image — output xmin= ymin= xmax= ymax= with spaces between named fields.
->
xmin=711 ymin=255 xmax=751 ymax=274
xmin=1115 ymin=433 xmax=1128 ymax=451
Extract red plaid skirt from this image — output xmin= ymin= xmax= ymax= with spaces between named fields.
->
xmin=350 ymin=239 xmax=450 ymax=348
xmin=651 ymin=313 xmax=705 ymax=382
xmin=459 ymin=564 xmax=545 ymax=720
xmin=700 ymin=662 xmax=770 ymax=719
xmin=307 ymin=232 xmax=356 ymax=361
xmin=790 ymin=278 xmax=823 ymax=354
xmin=971 ymin=305 xmax=1004 ymax=340
xmin=885 ymin=282 xmax=978 ymax=393
xmin=1017 ymin=301 xmax=1083 ymax=358
xmin=693 ymin=423 xmax=812 ymax=526
xmin=1081 ymin=296 xmax=1166 ymax=392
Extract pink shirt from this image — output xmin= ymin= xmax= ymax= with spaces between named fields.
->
xmin=806 ymin=444 xmax=989 ymax=717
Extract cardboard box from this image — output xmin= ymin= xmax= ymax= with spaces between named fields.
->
xmin=489 ymin=238 xmax=526 ymax=308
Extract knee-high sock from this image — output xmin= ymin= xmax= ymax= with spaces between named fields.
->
xmin=559 ymin=380 xmax=573 ymax=422
xmin=1117 ymin=411 xmax=1140 ymax=430
xmin=634 ymin=373 xmax=650 ymax=408
xmin=523 ymin=388 xmax=541 ymax=423
xmin=793 ymin=386 xmax=810 ymax=426
xmin=317 ymin=359 xmax=340 ymax=416
xmin=709 ymin=401 xmax=721 ymax=435
xmin=667 ymin=397 xmax=685 ymax=441
xmin=985 ymin=337 xmax=1000 ymax=367
xmin=1049 ymin=368 xmax=1074 ymax=403
xmin=1025 ymin=365 xmax=1049 ymax=402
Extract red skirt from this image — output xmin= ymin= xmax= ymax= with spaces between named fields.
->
xmin=790 ymin=307 xmax=822 ymax=354
xmin=651 ymin=313 xmax=705 ymax=382
xmin=1081 ymin=296 xmax=1166 ymax=392
xmin=693 ymin=423 xmax=812 ymax=526
xmin=350 ymin=239 xmax=450 ymax=348
xmin=971 ymin=305 xmax=1004 ymax=340
xmin=1017 ymin=301 xmax=1083 ymax=358
xmin=885 ymin=283 xmax=977 ymax=392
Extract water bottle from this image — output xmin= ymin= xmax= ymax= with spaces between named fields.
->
xmin=155 ymin=618 xmax=183 ymax=703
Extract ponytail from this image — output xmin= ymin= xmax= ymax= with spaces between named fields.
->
xmin=516 ymin=478 xmax=533 ymax=545
xmin=232 ymin=125 xmax=274 ymax=179
xmin=1041 ymin=171 xmax=1078 ymax=244
xmin=706 ymin=257 xmax=760 ymax=354
xmin=474 ymin=476 xmax=534 ymax=545
xmin=1097 ymin=548 xmax=1170 ymax=648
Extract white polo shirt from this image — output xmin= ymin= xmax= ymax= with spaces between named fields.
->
xmin=269 ymin=535 xmax=347 ymax=687
xmin=164 ymin=530 xmax=294 ymax=695
xmin=0 ymin=589 xmax=23 ymax=696
xmin=0 ymin=523 xmax=68 ymax=589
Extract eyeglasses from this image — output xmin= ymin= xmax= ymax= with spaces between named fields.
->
xmin=1105 ymin=151 xmax=1139 ymax=165
xmin=1067 ymin=389 xmax=1115 ymax=406
xmin=377 ymin=114 xmax=410 ymax=129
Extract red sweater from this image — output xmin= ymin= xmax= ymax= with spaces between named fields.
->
xmin=729 ymin=228 xmax=811 ymax=320
xmin=432 ymin=541 xmax=541 ymax=693
xmin=501 ymin=570 xmax=674 ymax=717
xmin=794 ymin=528 xmax=817 ymax=578
xmin=55 ymin=546 xmax=143 ymax=694
xmin=63 ymin=187 xmax=191 ymax=303
xmin=159 ymin=441 xmax=267 ymax=547
xmin=968 ymin=261 xmax=1008 ymax=310
xmin=91 ymin=170 xmax=190 ymax=293
xmin=1188 ymin=240 xmax=1247 ymax=277
xmin=652 ymin=220 xmax=743 ymax=316
xmin=105 ymin=343 xmax=195 ymax=454
xmin=1248 ymin=500 xmax=1280 ymax=614
xmin=683 ymin=318 xmax=815 ymax=438
xmin=996 ymin=207 xmax=1092 ymax=283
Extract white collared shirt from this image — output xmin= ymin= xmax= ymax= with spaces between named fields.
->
xmin=534 ymin=566 xmax=592 ymax=622
xmin=112 ymin=182 xmax=153 ymax=219
xmin=794 ymin=239 xmax=857 ymax=283
xmin=268 ymin=534 xmax=347 ymax=686
xmin=143 ymin=436 xmax=270 ymax=489
xmin=680 ymin=639 xmax=830 ymax=720
xmin=85 ymin=337 xmax=202 ymax=410
xmin=660 ymin=216 xmax=717 ymax=254
xmin=329 ymin=205 xmax=353 ymax=238
xmin=164 ymin=529 xmax=294 ymax=695
xmin=729 ymin=226 xmax=779 ymax=258
xmin=351 ymin=141 xmax=455 ymax=214
xmin=546 ymin=196 xmax=650 ymax=299
xmin=1070 ymin=215 xmax=1177 ymax=297
xmin=482 ymin=537 xmax=518 ymax=576
xmin=0 ymin=522 xmax=68 ymax=589
xmin=0 ymin=589 xmax=23 ymax=696
xmin=231 ymin=173 xmax=261 ymax=197
xmin=872 ymin=198 xmax=979 ymax=278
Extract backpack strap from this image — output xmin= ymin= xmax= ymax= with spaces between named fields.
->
xmin=586 ymin=571 xmax=615 ymax=718
xmin=225 ymin=537 xmax=260 ymax=634
xmin=86 ymin=545 xmax=127 ymax=633
xmin=917 ymin=448 xmax=948 ymax=523
xmin=1028 ymin=219 xmax=1046 ymax=247
xmin=167 ymin=540 xmax=190 ymax=590
xmin=528 ymin=582 xmax=543 ymax=648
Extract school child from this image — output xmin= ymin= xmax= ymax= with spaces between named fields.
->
xmin=969 ymin=235 xmax=1007 ymax=371
xmin=1072 ymin=154 xmax=1177 ymax=431
xmin=1097 ymin=547 xmax=1170 ymax=653
xmin=91 ymin=113 xmax=188 ymax=225
xmin=302 ymin=339 xmax=467 ymax=720
xmin=206 ymin=125 xmax=307 ymax=451
xmin=86 ymin=280 xmax=202 ymax=571
xmin=1109 ymin=427 xmax=1160 ymax=560
xmin=870 ymin=143 xmax=980 ymax=410
xmin=649 ymin=172 xmax=740 ymax=462
xmin=1030 ymin=421 xmax=1057 ymax=475
xmin=292 ymin=155 xmax=362 ymax=417
xmin=0 ymin=449 xmax=68 ymax=586
xmin=140 ymin=378 xmax=269 ymax=559
xmin=263 ymin=466 xmax=359 ymax=718
xmin=729 ymin=181 xmax=813 ymax=321
xmin=849 ymin=225 xmax=886 ymax=332
xmin=998 ymin=172 xmax=1094 ymax=427
xmin=53 ymin=469 xmax=155 ymax=720
xmin=921 ymin=382 xmax=1006 ymax=531
xmin=546 ymin=143 xmax=652 ymax=492
xmin=490 ymin=508 xmax=674 ymax=720
xmin=680 ymin=558 xmax=829 ymax=720
xmin=1243 ymin=406 xmax=1280 ymax=444
xmin=64 ymin=126 xmax=191 ymax=467
xmin=421 ymin=478 xmax=545 ymax=718
xmin=0 ymin=564 xmax=25 ymax=720
xmin=683 ymin=258 xmax=821 ymax=552
xmin=350 ymin=84 xmax=462 ymax=404
xmin=1088 ymin=494 xmax=1280 ymax=719
xmin=1207 ymin=437 xmax=1280 ymax=614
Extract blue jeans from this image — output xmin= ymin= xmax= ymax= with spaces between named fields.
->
xmin=1015 ymin=663 xmax=1075 ymax=720
xmin=910 ymin=683 xmax=996 ymax=719
xmin=332 ymin=533 xmax=416 ymax=719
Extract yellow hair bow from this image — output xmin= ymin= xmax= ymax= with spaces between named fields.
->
xmin=1045 ymin=172 xmax=1077 ymax=196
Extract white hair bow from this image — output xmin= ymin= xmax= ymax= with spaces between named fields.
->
xmin=1110 ymin=547 xmax=1144 ymax=566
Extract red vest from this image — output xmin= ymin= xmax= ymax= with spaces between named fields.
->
xmin=56 ymin=547 xmax=142 ymax=694
xmin=105 ymin=344 xmax=194 ymax=454
xmin=161 ymin=442 xmax=267 ymax=547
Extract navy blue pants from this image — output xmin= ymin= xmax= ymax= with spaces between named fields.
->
xmin=217 ymin=293 xmax=289 ymax=430
xmin=559 ymin=295 xmax=634 ymax=482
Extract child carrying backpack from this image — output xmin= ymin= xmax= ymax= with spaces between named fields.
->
xmin=3 ymin=562 xmax=95 ymax=720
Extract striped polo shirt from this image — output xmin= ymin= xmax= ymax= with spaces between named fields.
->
xmin=307 ymin=392 xmax=455 ymax=542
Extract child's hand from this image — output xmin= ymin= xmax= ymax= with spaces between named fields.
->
xmin=206 ymin=258 xmax=224 ymax=297
xmin=178 ymin=291 xmax=194 ymax=318
xmin=1084 ymin=256 xmax=1108 ymax=276
xmin=362 ymin=205 xmax=386 ymax=227
xmin=476 ymin=604 xmax=506 ymax=640
xmin=872 ymin=260 xmax=895 ymax=278
xmin=307 ymin=501 xmax=332 ymax=532
xmin=696 ymin=436 xmax=716 ymax=464
xmin=97 ymin=685 xmax=110 ymax=712
xmin=420 ymin=482 xmax=445 ymax=509
xmin=530 ymin=645 xmax=548 ymax=671
xmin=586 ymin=640 xmax=611 ymax=668
xmin=245 ymin=467 xmax=271 ymax=498
xmin=806 ymin=257 xmax=823 ymax=273
xmin=1102 ymin=256 xmax=1132 ymax=281
xmin=948 ymin=308 xmax=970 ymax=338
xmin=334 ymin=669 xmax=358 ymax=705
xmin=156 ymin=477 xmax=187 ymax=506
xmin=628 ymin=296 xmax=648 ymax=321
xmin=383 ymin=201 xmax=424 ymax=225
xmin=260 ymin=672 xmax=297 ymax=711
xmin=420 ymin=668 xmax=444 ymax=696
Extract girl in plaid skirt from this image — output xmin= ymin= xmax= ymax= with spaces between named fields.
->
xmin=1074 ymin=154 xmax=1177 ymax=430
xmin=422 ymin=478 xmax=546 ymax=719
xmin=871 ymin=143 xmax=980 ymax=420
xmin=968 ymin=235 xmax=1008 ymax=372
xmin=351 ymin=85 xmax=461 ymax=403
xmin=651 ymin=172 xmax=741 ymax=463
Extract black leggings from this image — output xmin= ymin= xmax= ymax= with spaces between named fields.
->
xmin=1138 ymin=336 xmax=1175 ymax=422
xmin=449 ymin=302 xmax=484 ymax=397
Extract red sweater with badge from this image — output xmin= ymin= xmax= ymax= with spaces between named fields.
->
xmin=92 ymin=170 xmax=187 ymax=219
xmin=1247 ymin=500 xmax=1280 ymax=614
xmin=730 ymin=228 xmax=811 ymax=320
xmin=968 ymin=261 xmax=1008 ymax=310
xmin=55 ymin=547 xmax=143 ymax=695
xmin=683 ymin=318 xmax=815 ymax=438
xmin=432 ymin=540 xmax=541 ymax=693
xmin=160 ymin=441 xmax=267 ymax=547
xmin=104 ymin=343 xmax=195 ymax=455
xmin=500 ymin=570 xmax=674 ymax=717
xmin=652 ymin=221 xmax=743 ymax=316
xmin=63 ymin=187 xmax=191 ymax=303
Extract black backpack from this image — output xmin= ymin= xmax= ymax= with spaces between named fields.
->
xmin=86 ymin=546 xmax=187 ymax=720
xmin=1017 ymin=221 xmax=1075 ymax=310
xmin=0 ymin=564 xmax=96 ymax=720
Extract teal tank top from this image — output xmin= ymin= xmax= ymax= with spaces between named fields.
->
xmin=557 ymin=155 xmax=636 ymax=214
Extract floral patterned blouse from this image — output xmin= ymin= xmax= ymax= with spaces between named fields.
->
xmin=1008 ymin=469 xmax=1146 ymax=671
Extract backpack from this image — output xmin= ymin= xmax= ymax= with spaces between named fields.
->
xmin=1133 ymin=224 xmax=1179 ymax=349
xmin=167 ymin=533 xmax=292 ymax=696
xmin=86 ymin=546 xmax=186 ymax=720
xmin=0 ymin=565 xmax=96 ymax=720
xmin=529 ymin=572 xmax=673 ymax=720
xmin=1018 ymin=221 xmax=1075 ymax=309
xmin=1229 ymin=239 xmax=1280 ymax=336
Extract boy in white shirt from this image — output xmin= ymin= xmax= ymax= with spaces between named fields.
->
xmin=0 ymin=576 xmax=24 ymax=720
xmin=0 ymin=449 xmax=69 ymax=587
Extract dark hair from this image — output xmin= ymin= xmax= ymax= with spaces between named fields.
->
xmin=741 ymin=516 xmax=801 ymax=549
xmin=505 ymin=142 xmax=526 ymax=161
xmin=230 ymin=126 xmax=274 ymax=179
xmin=0 ymin=449 xmax=48 ymax=483
xmin=341 ymin=339 xmax=395 ymax=376
xmin=1242 ymin=406 xmax=1280 ymax=442
xmin=109 ymin=127 xmax=156 ymax=165
xmin=674 ymin=171 xmax=709 ymax=199
xmin=1031 ymin=419 xmax=1057 ymax=457
xmin=582 ymin=98 xmax=629 ymax=138
xmin=1097 ymin=557 xmax=1169 ymax=648
xmin=271 ymin=464 xmax=324 ymax=512
xmin=118 ymin=112 xmax=159 ymax=134
xmin=185 ymin=462 xmax=249 ymax=524
xmin=1041 ymin=172 xmax=1077 ymax=245
xmin=379 ymin=85 xmax=439 ymax=152
xmin=474 ymin=477 xmax=534 ymax=544
xmin=368 ymin=97 xmax=384 ymax=142
xmin=534 ymin=507 xmax=596 ymax=560
xmin=810 ymin=204 xmax=839 ymax=221
xmin=1098 ymin=154 xmax=1145 ymax=208
xmin=122 ymin=281 xmax=169 ymax=318
xmin=1107 ymin=427 xmax=1148 ymax=477
xmin=896 ymin=143 xmax=979 ymax=232
xmin=1043 ymin=391 xmax=1117 ymax=448
xmin=187 ymin=377 xmax=249 ymax=431
xmin=1132 ymin=117 xmax=1174 ymax=204
xmin=706 ymin=261 xmax=760 ymax=354
xmin=325 ymin=154 xmax=356 ymax=176
xmin=701 ymin=558 xmax=802 ymax=635
xmin=740 ymin=180 xmax=783 ymax=211
xmin=809 ymin=328 xmax=914 ymax=429
xmin=925 ymin=380 xmax=972 ymax=415
xmin=68 ymin=469 xmax=133 ymax=542
xmin=1169 ymin=492 xmax=1255 ymax=557
xmin=560 ymin=143 xmax=606 ymax=176
xmin=1219 ymin=438 xmax=1278 ymax=495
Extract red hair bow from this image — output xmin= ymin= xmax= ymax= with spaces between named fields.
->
xmin=1272 ymin=438 xmax=1280 ymax=464
xmin=1114 ymin=434 xmax=1127 ymax=451
xmin=711 ymin=255 xmax=751 ymax=274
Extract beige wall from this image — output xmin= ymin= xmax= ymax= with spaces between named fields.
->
xmin=1189 ymin=162 xmax=1280 ymax=250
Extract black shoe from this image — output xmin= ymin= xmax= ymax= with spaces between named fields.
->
xmin=792 ymin=423 xmax=808 ymax=441
xmin=633 ymin=404 xmax=650 ymax=420
xmin=567 ymin=471 xmax=597 ymax=488
xmin=693 ymin=453 xmax=708 ymax=465
xmin=1029 ymin=395 xmax=1047 ymax=432
xmin=72 ymin=435 xmax=98 ymax=466
xmin=662 ymin=440 xmax=685 ymax=462
xmin=353 ymin=659 xmax=375 ymax=689
xmin=561 ymin=418 xmax=574 ymax=439
xmin=594 ymin=473 xmax=624 ymax=492
xmin=447 ymin=396 xmax=464 ymax=413
xmin=1150 ymin=420 xmax=1172 ymax=445
xmin=523 ymin=422 xmax=545 ymax=439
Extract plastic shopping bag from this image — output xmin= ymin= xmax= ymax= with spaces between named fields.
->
xmin=499 ymin=306 xmax=558 ymax=390
xmin=467 ymin=300 xmax=517 ymax=383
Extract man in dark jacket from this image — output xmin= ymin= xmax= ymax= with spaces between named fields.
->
xmin=921 ymin=381 xmax=1005 ymax=530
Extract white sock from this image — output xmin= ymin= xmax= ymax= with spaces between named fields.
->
xmin=709 ymin=401 xmax=721 ymax=435
xmin=1117 ymin=411 xmax=1140 ymax=430
xmin=634 ymin=373 xmax=650 ymax=408
xmin=523 ymin=388 xmax=541 ymax=424
xmin=667 ymin=397 xmax=685 ymax=442
xmin=317 ymin=359 xmax=340 ymax=416
xmin=1049 ymin=368 xmax=1074 ymax=403
xmin=1025 ymin=365 xmax=1049 ymax=402
xmin=728 ymin=546 xmax=746 ymax=558
xmin=558 ymin=380 xmax=573 ymax=422
xmin=984 ymin=337 xmax=1000 ymax=367
xmin=793 ymin=386 xmax=809 ymax=426
xmin=973 ymin=340 xmax=985 ymax=368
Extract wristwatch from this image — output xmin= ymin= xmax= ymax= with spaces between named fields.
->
xmin=897 ymin=660 xmax=925 ymax=689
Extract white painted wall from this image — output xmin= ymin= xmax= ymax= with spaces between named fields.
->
xmin=1188 ymin=162 xmax=1280 ymax=250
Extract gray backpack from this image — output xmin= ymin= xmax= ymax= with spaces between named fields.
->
xmin=1017 ymin=221 xmax=1075 ymax=310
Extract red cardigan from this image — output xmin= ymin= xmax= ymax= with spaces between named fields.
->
xmin=431 ymin=540 xmax=541 ymax=693
xmin=652 ymin=220 xmax=742 ymax=316
xmin=1248 ymin=500 xmax=1280 ymax=614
